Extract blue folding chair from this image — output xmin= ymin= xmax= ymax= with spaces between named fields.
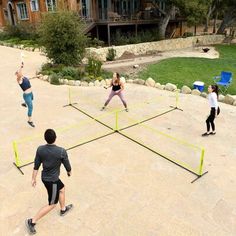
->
xmin=213 ymin=71 xmax=232 ymax=94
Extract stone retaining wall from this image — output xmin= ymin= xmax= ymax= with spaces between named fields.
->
xmin=86 ymin=35 xmax=225 ymax=61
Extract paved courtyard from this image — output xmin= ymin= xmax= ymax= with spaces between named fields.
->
xmin=0 ymin=46 xmax=236 ymax=236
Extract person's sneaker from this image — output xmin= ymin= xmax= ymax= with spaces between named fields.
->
xmin=25 ymin=219 xmax=36 ymax=235
xmin=28 ymin=121 xmax=35 ymax=128
xmin=100 ymin=106 xmax=105 ymax=111
xmin=125 ymin=108 xmax=129 ymax=112
xmin=21 ymin=103 xmax=27 ymax=108
xmin=60 ymin=204 xmax=73 ymax=216
xmin=209 ymin=132 xmax=216 ymax=135
xmin=202 ymin=132 xmax=209 ymax=137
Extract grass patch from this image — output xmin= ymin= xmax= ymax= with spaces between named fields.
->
xmin=138 ymin=45 xmax=236 ymax=94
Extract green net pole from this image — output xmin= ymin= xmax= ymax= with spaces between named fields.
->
xmin=13 ymin=141 xmax=20 ymax=167
xmin=176 ymin=90 xmax=179 ymax=108
xmin=68 ymin=87 xmax=72 ymax=105
xmin=115 ymin=111 xmax=119 ymax=131
xmin=198 ymin=148 xmax=205 ymax=176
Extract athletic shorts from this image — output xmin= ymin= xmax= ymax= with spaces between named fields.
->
xmin=43 ymin=179 xmax=64 ymax=205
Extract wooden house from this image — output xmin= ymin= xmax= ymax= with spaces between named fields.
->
xmin=0 ymin=0 xmax=185 ymax=45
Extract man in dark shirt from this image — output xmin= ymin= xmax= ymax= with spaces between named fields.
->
xmin=26 ymin=129 xmax=73 ymax=235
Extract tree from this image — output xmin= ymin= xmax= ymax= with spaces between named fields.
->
xmin=38 ymin=11 xmax=88 ymax=66
xmin=157 ymin=0 xmax=209 ymax=39
xmin=204 ymin=0 xmax=216 ymax=32
xmin=217 ymin=0 xmax=236 ymax=34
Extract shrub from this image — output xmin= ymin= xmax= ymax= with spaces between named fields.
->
xmin=96 ymin=76 xmax=104 ymax=81
xmin=183 ymin=32 xmax=194 ymax=38
xmin=111 ymin=28 xmax=160 ymax=45
xmin=49 ymin=73 xmax=60 ymax=85
xmin=41 ymin=63 xmax=53 ymax=71
xmin=88 ymin=37 xmax=105 ymax=47
xmin=86 ymin=57 xmax=102 ymax=78
xmin=63 ymin=75 xmax=74 ymax=81
xmin=77 ymin=67 xmax=85 ymax=80
xmin=101 ymin=70 xmax=113 ymax=79
xmin=41 ymin=63 xmax=65 ymax=74
xmin=3 ymin=23 xmax=39 ymax=40
xmin=38 ymin=11 xmax=88 ymax=66
xmin=106 ymin=48 xmax=116 ymax=61
xmin=61 ymin=66 xmax=78 ymax=78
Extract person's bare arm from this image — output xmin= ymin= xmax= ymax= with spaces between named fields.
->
xmin=104 ymin=80 xmax=113 ymax=89
xmin=18 ymin=62 xmax=24 ymax=72
xmin=31 ymin=169 xmax=38 ymax=187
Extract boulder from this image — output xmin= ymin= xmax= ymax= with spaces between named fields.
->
xmin=120 ymin=77 xmax=126 ymax=84
xmin=63 ymin=79 xmax=68 ymax=85
xmin=81 ymin=81 xmax=89 ymax=86
xmin=138 ymin=79 xmax=145 ymax=85
xmin=100 ymin=80 xmax=106 ymax=86
xmin=105 ymin=79 xmax=112 ymax=85
xmin=94 ymin=80 xmax=101 ymax=86
xmin=165 ymin=83 xmax=177 ymax=91
xmin=133 ymin=64 xmax=139 ymax=68
xmin=145 ymin=77 xmax=155 ymax=87
xmin=89 ymin=82 xmax=95 ymax=87
xmin=191 ymin=89 xmax=201 ymax=96
xmin=155 ymin=83 xmax=165 ymax=90
xmin=233 ymin=101 xmax=236 ymax=106
xmin=75 ymin=80 xmax=81 ymax=86
xmin=181 ymin=85 xmax=191 ymax=94
xmin=174 ymin=89 xmax=181 ymax=93
xmin=59 ymin=79 xmax=64 ymax=84
xmin=218 ymin=94 xmax=225 ymax=102
xmin=223 ymin=94 xmax=234 ymax=105
xmin=126 ymin=79 xmax=134 ymax=83
xmin=68 ymin=80 xmax=75 ymax=86
xmin=43 ymin=75 xmax=49 ymax=81
xmin=200 ymin=92 xmax=208 ymax=98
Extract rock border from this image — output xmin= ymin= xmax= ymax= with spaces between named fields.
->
xmin=0 ymin=41 xmax=41 ymax=52
xmin=35 ymin=74 xmax=236 ymax=107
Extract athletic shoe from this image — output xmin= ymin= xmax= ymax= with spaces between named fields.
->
xmin=21 ymin=103 xmax=27 ymax=107
xmin=60 ymin=204 xmax=73 ymax=216
xmin=201 ymin=132 xmax=209 ymax=137
xmin=28 ymin=121 xmax=35 ymax=128
xmin=100 ymin=107 xmax=105 ymax=111
xmin=25 ymin=219 xmax=36 ymax=235
xmin=209 ymin=132 xmax=216 ymax=135
xmin=125 ymin=108 xmax=129 ymax=112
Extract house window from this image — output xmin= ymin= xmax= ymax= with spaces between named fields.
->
xmin=17 ymin=3 xmax=29 ymax=20
xmin=30 ymin=0 xmax=39 ymax=11
xmin=46 ymin=0 xmax=56 ymax=11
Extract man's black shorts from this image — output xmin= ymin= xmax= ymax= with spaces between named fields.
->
xmin=43 ymin=179 xmax=64 ymax=205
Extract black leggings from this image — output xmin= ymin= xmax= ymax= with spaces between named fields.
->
xmin=206 ymin=107 xmax=220 ymax=132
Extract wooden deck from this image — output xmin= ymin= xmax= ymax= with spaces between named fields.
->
xmin=96 ymin=19 xmax=161 ymax=26
xmin=84 ymin=18 xmax=185 ymax=45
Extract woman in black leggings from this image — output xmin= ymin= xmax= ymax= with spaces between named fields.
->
xmin=202 ymin=85 xmax=220 ymax=136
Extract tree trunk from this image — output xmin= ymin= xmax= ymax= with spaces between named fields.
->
xmin=212 ymin=12 xmax=218 ymax=34
xmin=217 ymin=9 xmax=236 ymax=34
xmin=204 ymin=5 xmax=215 ymax=33
xmin=158 ymin=5 xmax=176 ymax=40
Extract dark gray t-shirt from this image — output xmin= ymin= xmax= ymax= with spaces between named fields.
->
xmin=34 ymin=144 xmax=71 ymax=182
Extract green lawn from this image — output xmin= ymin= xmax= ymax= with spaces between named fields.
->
xmin=138 ymin=45 xmax=236 ymax=95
